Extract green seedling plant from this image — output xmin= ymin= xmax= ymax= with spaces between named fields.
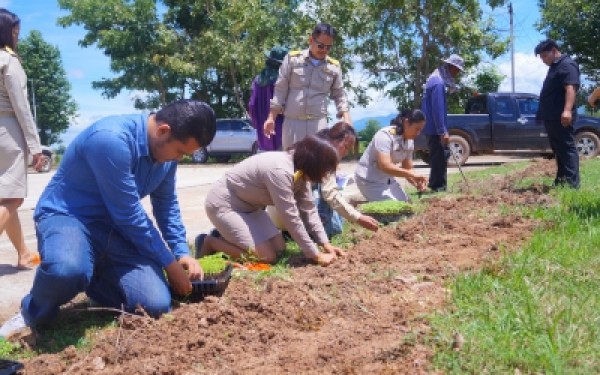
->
xmin=358 ymin=200 xmax=414 ymax=215
xmin=198 ymin=252 xmax=230 ymax=274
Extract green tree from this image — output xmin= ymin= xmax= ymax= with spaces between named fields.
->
xmin=537 ymin=0 xmax=600 ymax=82
xmin=57 ymin=0 xmax=305 ymax=116
xmin=473 ymin=65 xmax=505 ymax=93
xmin=358 ymin=119 xmax=381 ymax=143
xmin=57 ymin=0 xmax=187 ymax=110
xmin=19 ymin=30 xmax=78 ymax=146
xmin=317 ymin=0 xmax=510 ymax=110
xmin=446 ymin=64 xmax=505 ymax=114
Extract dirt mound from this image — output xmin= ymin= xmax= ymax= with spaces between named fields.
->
xmin=22 ymin=160 xmax=556 ymax=374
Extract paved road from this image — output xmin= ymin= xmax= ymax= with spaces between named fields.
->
xmin=0 ymin=154 xmax=530 ymax=322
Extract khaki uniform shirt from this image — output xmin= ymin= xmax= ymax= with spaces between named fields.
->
xmin=320 ymin=172 xmax=362 ymax=222
xmin=270 ymin=49 xmax=348 ymax=119
xmin=207 ymin=152 xmax=329 ymax=258
xmin=355 ymin=126 xmax=414 ymax=184
xmin=0 ymin=48 xmax=41 ymax=155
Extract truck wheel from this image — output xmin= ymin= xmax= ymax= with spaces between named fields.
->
xmin=448 ymin=135 xmax=470 ymax=166
xmin=575 ymin=131 xmax=600 ymax=159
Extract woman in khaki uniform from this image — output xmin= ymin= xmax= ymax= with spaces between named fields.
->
xmin=196 ymin=136 xmax=345 ymax=266
xmin=0 ymin=9 xmax=44 ymax=269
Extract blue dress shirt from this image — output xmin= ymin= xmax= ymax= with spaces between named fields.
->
xmin=34 ymin=114 xmax=189 ymax=267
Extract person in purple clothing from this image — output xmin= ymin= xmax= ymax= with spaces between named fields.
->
xmin=421 ymin=54 xmax=464 ymax=192
xmin=0 ymin=100 xmax=217 ymax=341
xmin=248 ymin=46 xmax=288 ymax=151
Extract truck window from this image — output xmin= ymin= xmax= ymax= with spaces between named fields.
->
xmin=465 ymin=96 xmax=487 ymax=114
xmin=516 ymin=98 xmax=539 ymax=116
xmin=494 ymin=97 xmax=515 ymax=117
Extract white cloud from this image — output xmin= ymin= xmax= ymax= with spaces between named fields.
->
xmin=58 ymin=93 xmax=141 ymax=146
xmin=0 ymin=1 xmax=11 ymax=8
xmin=329 ymin=66 xmax=397 ymax=121
xmin=69 ymin=69 xmax=85 ymax=79
xmin=496 ymin=52 xmax=548 ymax=94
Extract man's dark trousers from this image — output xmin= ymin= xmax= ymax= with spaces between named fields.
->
xmin=544 ymin=120 xmax=580 ymax=188
xmin=427 ymin=135 xmax=450 ymax=191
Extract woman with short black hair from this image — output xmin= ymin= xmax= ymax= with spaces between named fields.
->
xmin=196 ymin=135 xmax=345 ymax=266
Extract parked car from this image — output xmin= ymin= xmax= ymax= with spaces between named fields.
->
xmin=192 ymin=118 xmax=258 ymax=163
xmin=28 ymin=145 xmax=54 ymax=173
xmin=415 ymin=92 xmax=600 ymax=165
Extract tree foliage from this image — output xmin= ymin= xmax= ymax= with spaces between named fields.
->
xmin=19 ymin=30 xmax=78 ymax=145
xmin=57 ymin=0 xmax=187 ymax=110
xmin=316 ymin=0 xmax=510 ymax=110
xmin=55 ymin=0 xmax=513 ymax=118
xmin=57 ymin=0 xmax=308 ymax=116
xmin=358 ymin=119 xmax=381 ymax=143
xmin=537 ymin=0 xmax=600 ymax=82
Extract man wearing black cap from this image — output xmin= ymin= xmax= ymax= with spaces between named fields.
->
xmin=421 ymin=54 xmax=464 ymax=192
xmin=535 ymin=39 xmax=580 ymax=189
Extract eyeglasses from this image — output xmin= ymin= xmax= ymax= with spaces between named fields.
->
xmin=313 ymin=39 xmax=333 ymax=51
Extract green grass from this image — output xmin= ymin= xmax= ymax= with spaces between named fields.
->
xmin=429 ymin=158 xmax=600 ymax=374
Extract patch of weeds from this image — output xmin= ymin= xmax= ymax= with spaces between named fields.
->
xmin=35 ymin=311 xmax=117 ymax=355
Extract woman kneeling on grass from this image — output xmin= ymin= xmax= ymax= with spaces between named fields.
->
xmin=195 ymin=135 xmax=345 ymax=266
xmin=354 ymin=109 xmax=428 ymax=201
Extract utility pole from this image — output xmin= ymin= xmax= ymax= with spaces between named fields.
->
xmin=509 ymin=3 xmax=515 ymax=93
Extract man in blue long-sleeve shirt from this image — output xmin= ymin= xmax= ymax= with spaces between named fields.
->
xmin=421 ymin=54 xmax=464 ymax=191
xmin=0 ymin=100 xmax=217 ymax=341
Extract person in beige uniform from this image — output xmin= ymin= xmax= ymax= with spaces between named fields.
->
xmin=196 ymin=136 xmax=345 ymax=266
xmin=313 ymin=122 xmax=379 ymax=238
xmin=0 ymin=8 xmax=44 ymax=269
xmin=263 ymin=23 xmax=351 ymax=150
xmin=355 ymin=109 xmax=428 ymax=201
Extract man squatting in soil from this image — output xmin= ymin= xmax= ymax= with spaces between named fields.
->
xmin=0 ymin=100 xmax=217 ymax=341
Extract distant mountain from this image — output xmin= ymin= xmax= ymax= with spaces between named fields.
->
xmin=353 ymin=114 xmax=396 ymax=132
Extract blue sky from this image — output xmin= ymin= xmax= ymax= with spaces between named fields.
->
xmin=3 ymin=0 xmax=547 ymax=145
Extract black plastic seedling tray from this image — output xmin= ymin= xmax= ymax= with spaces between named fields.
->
xmin=192 ymin=263 xmax=233 ymax=296
xmin=0 ymin=359 xmax=24 ymax=375
xmin=174 ymin=263 xmax=233 ymax=302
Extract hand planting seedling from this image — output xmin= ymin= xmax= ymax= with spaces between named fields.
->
xmin=171 ymin=253 xmax=233 ymax=302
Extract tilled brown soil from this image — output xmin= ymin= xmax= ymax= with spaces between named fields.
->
xmin=20 ymin=159 xmax=557 ymax=374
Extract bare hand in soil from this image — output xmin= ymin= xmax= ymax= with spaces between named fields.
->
xmin=315 ymin=252 xmax=336 ymax=267
xmin=165 ymin=261 xmax=193 ymax=296
xmin=322 ymin=243 xmax=346 ymax=258
xmin=357 ymin=214 xmax=379 ymax=231
xmin=178 ymin=255 xmax=204 ymax=280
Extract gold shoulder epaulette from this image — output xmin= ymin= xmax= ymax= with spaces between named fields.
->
xmin=326 ymin=56 xmax=340 ymax=65
xmin=293 ymin=170 xmax=304 ymax=182
xmin=289 ymin=50 xmax=302 ymax=57
xmin=2 ymin=47 xmax=16 ymax=56
xmin=388 ymin=127 xmax=397 ymax=135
